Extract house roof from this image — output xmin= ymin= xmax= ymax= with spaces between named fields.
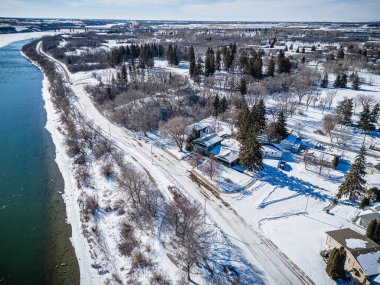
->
xmin=185 ymin=122 xmax=211 ymax=133
xmin=281 ymin=131 xmax=299 ymax=145
xmin=356 ymin=251 xmax=380 ymax=277
xmin=326 ymin=228 xmax=380 ymax=259
xmin=262 ymin=144 xmax=282 ymax=153
xmin=194 ymin=133 xmax=223 ymax=148
xmin=366 ymin=174 xmax=380 ymax=187
xmin=304 ymin=148 xmax=338 ymax=163
xmin=211 ymin=145 xmax=239 ymax=164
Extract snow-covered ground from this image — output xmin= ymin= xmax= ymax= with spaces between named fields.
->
xmin=36 ymin=41 xmax=314 ymax=285
xmin=22 ymin=30 xmax=380 ymax=284
xmin=0 ymin=31 xmax=59 ymax=48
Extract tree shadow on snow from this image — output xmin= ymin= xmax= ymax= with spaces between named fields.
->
xmin=258 ymin=165 xmax=333 ymax=203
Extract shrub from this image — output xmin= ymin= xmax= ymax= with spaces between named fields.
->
xmin=131 ymin=250 xmax=152 ymax=271
xmin=84 ymin=195 xmax=98 ymax=216
xmin=359 ymin=197 xmax=370 ymax=209
xmin=332 ymin=156 xmax=339 ymax=169
xmin=101 ymin=163 xmax=115 ymax=179
xmin=150 ymin=272 xmax=171 ymax=285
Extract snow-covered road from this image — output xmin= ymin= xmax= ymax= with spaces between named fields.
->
xmin=37 ymin=41 xmax=314 ymax=285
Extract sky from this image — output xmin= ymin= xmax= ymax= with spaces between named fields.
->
xmin=0 ymin=0 xmax=379 ymax=22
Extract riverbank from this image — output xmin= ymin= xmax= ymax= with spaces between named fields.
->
xmin=20 ymin=42 xmax=81 ymax=284
xmin=23 ymin=43 xmax=101 ymax=283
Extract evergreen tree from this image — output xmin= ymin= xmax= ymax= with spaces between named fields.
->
xmin=120 ymin=64 xmax=128 ymax=84
xmin=237 ymin=102 xmax=250 ymax=143
xmin=325 ymin=248 xmax=338 ymax=276
xmin=351 ymin=73 xmax=360 ymax=90
xmin=253 ymin=99 xmax=266 ymax=133
xmin=301 ymin=47 xmax=305 ymax=53
xmin=337 ymin=48 xmax=345 ymax=60
xmin=366 ymin=220 xmax=378 ymax=242
xmin=267 ymin=56 xmax=275 ymax=77
xmin=276 ymin=111 xmax=288 ymax=140
xmin=277 ymin=50 xmax=291 ymax=73
xmin=220 ymin=96 xmax=228 ymax=113
xmin=239 ymin=123 xmax=263 ymax=172
xmin=311 ymin=45 xmax=316 ymax=52
xmin=341 ymin=73 xmax=347 ymax=88
xmin=337 ymin=145 xmax=367 ymax=200
xmin=212 ymin=94 xmax=220 ymax=118
xmin=327 ymin=247 xmax=346 ymax=281
xmin=336 ymin=98 xmax=353 ymax=126
xmin=333 ymin=74 xmax=341 ymax=88
xmin=321 ymin=72 xmax=329 ymax=88
xmin=296 ymin=47 xmax=300 ymax=53
xmin=205 ymin=47 xmax=216 ymax=77
xmin=188 ymin=46 xmax=196 ymax=79
xmin=301 ymin=56 xmax=306 ymax=64
xmin=358 ymin=104 xmax=375 ymax=131
xmin=106 ymin=87 xmax=113 ymax=101
xmin=371 ymin=103 xmax=380 ymax=125
xmin=238 ymin=78 xmax=247 ymax=96
xmin=215 ymin=49 xmax=221 ymax=71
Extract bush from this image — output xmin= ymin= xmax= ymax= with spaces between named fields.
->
xmin=84 ymin=195 xmax=98 ymax=216
xmin=150 ymin=272 xmax=171 ymax=285
xmin=131 ymin=250 xmax=152 ymax=271
xmin=101 ymin=163 xmax=115 ymax=179
xmin=359 ymin=197 xmax=370 ymax=209
xmin=118 ymin=223 xmax=138 ymax=256
xmin=332 ymin=156 xmax=339 ymax=169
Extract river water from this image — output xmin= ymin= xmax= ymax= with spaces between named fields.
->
xmin=0 ymin=40 xmax=79 ymax=284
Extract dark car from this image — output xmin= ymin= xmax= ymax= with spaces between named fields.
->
xmin=279 ymin=161 xmax=286 ymax=170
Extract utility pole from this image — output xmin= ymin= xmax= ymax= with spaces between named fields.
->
xmin=305 ymin=195 xmax=309 ymax=214
xmin=151 ymin=143 xmax=153 ymax=165
xmin=204 ymin=197 xmax=207 ymax=224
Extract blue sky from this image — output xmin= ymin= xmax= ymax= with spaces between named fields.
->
xmin=1 ymin=0 xmax=379 ymax=22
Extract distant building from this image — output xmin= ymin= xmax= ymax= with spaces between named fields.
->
xmin=325 ymin=228 xmax=380 ymax=285
xmin=130 ymin=21 xmax=140 ymax=28
xmin=303 ymin=148 xmax=339 ymax=169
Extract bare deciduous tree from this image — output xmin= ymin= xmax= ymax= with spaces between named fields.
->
xmin=159 ymin=116 xmax=193 ymax=151
xmin=322 ymin=114 xmax=339 ymax=140
xmin=203 ymin=155 xmax=221 ymax=181
xmin=164 ymin=190 xmax=215 ymax=281
xmin=326 ymin=90 xmax=337 ymax=110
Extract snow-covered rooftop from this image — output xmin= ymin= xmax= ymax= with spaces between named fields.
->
xmin=357 ymin=251 xmax=380 ymax=277
xmin=345 ymin=238 xmax=368 ymax=249
xmin=304 ymin=148 xmax=337 ymax=163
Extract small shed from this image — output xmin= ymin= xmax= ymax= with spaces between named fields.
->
xmin=303 ymin=148 xmax=339 ymax=169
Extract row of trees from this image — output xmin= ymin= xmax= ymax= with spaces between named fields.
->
xmin=188 ymin=45 xmax=293 ymax=83
xmin=110 ymin=43 xmax=164 ymax=66
xmin=335 ymin=98 xmax=379 ymax=131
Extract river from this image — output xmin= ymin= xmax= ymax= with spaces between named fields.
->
xmin=0 ymin=40 xmax=79 ymax=284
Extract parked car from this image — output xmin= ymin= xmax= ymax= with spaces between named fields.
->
xmin=279 ymin=161 xmax=286 ymax=170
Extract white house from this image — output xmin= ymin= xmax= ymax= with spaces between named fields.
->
xmin=262 ymin=144 xmax=283 ymax=159
xmin=366 ymin=174 xmax=380 ymax=190
xmin=280 ymin=131 xmax=300 ymax=152
xmin=185 ymin=122 xmax=214 ymax=138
